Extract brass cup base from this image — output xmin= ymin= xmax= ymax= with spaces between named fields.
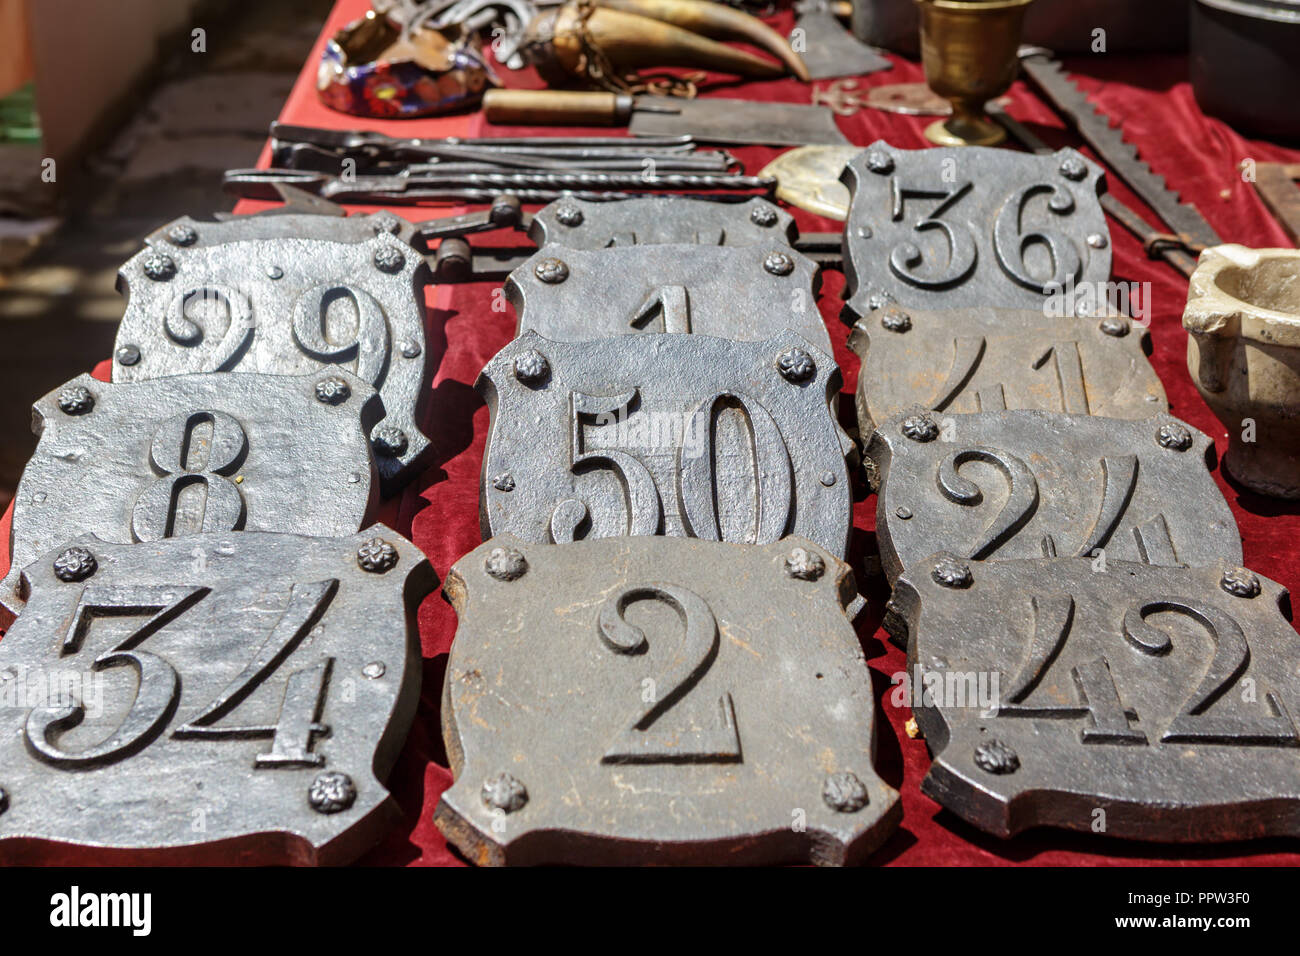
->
xmin=924 ymin=114 xmax=1006 ymax=147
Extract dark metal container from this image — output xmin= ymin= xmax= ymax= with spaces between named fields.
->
xmin=1192 ymin=0 xmax=1300 ymax=141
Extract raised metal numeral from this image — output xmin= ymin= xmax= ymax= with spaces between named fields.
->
xmin=993 ymin=183 xmax=1083 ymax=292
xmin=131 ymin=410 xmax=249 ymax=540
xmin=291 ymin=283 xmax=391 ymax=385
xmin=888 ymin=178 xmax=978 ymax=288
xmin=936 ymin=447 xmax=1041 ymax=559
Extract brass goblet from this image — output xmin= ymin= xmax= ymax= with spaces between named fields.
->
xmin=915 ymin=0 xmax=1036 ymax=147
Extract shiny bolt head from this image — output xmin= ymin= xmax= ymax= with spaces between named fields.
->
xmin=54 ymin=547 xmax=97 ymax=582
xmin=1059 ymin=156 xmax=1088 ymax=181
xmin=115 ymin=344 xmax=142 ymax=366
xmin=373 ymin=245 xmax=406 ymax=273
xmin=357 ymin=537 xmax=399 ymax=573
xmin=362 ymin=661 xmax=386 ymax=679
xmin=865 ymin=150 xmax=894 ymax=174
xmin=308 ymin=771 xmax=357 ymax=814
xmin=901 ymin=413 xmax=939 ymax=442
xmin=865 ymin=289 xmax=894 ymax=311
xmin=880 ymin=305 xmax=912 ymax=333
xmin=57 ymin=385 xmax=95 ymax=415
xmin=776 ymin=346 xmax=815 ymax=383
xmin=895 ymin=506 xmax=913 ymax=520
xmin=1087 ymin=233 xmax=1109 ymax=249
xmin=763 ymin=251 xmax=795 ymax=276
xmin=1099 ymin=316 xmax=1130 ymax=337
xmin=819 ymin=471 xmax=837 ymax=487
xmin=399 ymin=339 xmax=422 ymax=359
xmin=750 ymin=204 xmax=779 ymax=227
xmin=141 ymin=252 xmax=176 ymax=281
xmin=1221 ymin=567 xmax=1261 ymax=598
xmin=822 ymin=772 xmax=870 ymax=813
xmin=167 ymin=224 xmax=198 ymax=246
xmin=513 ymin=349 xmax=550 ymax=385
xmin=974 ymin=740 xmax=1020 ymax=775
xmin=482 ymin=772 xmax=528 ymax=813
xmin=554 ymin=203 xmax=584 ymax=227
xmin=534 ymin=257 xmax=569 ymax=284
xmin=1156 ymin=422 xmax=1193 ymax=451
xmin=314 ymin=376 xmax=351 ymax=405
xmin=492 ymin=472 xmax=516 ymax=492
xmin=485 ymin=546 xmax=528 ymax=581
xmin=372 ymin=426 xmax=409 ymax=458
xmin=784 ymin=547 xmax=825 ymax=581
xmin=931 ymin=552 xmax=973 ymax=589
xmin=265 ymin=264 xmax=284 ymax=280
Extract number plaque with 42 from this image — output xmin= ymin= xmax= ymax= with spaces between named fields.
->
xmin=892 ymin=555 xmax=1300 ymax=842
xmin=0 ymin=527 xmax=432 ymax=864
xmin=436 ymin=536 xmax=900 ymax=865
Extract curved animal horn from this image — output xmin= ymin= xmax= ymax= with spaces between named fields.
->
xmin=530 ymin=4 xmax=789 ymax=82
xmin=596 ymin=0 xmax=810 ymax=81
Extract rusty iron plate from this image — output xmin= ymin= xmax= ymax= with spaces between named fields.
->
xmin=528 ymin=196 xmax=798 ymax=248
xmin=850 ymin=306 xmax=1167 ymax=437
xmin=840 ymin=141 xmax=1112 ymax=313
xmin=111 ymin=213 xmax=432 ymax=494
xmin=868 ymin=409 xmax=1241 ymax=584
xmin=892 ymin=554 xmax=1300 ymax=841
xmin=435 ymin=535 xmax=899 ymax=865
xmin=478 ymin=331 xmax=853 ymax=556
xmin=506 ymin=244 xmax=832 ymax=350
xmin=0 ymin=371 xmax=382 ymax=622
xmin=0 ymin=526 xmax=431 ymax=864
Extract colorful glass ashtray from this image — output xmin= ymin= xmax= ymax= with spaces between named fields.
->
xmin=317 ymin=8 xmax=497 ymax=118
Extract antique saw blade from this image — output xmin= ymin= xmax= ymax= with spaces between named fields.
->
xmin=1019 ymin=52 xmax=1222 ymax=250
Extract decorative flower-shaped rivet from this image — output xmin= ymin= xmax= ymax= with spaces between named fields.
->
xmin=866 ymin=150 xmax=894 ymax=174
xmin=763 ymin=251 xmax=795 ymax=276
xmin=54 ymin=547 xmax=97 ymax=582
xmin=1156 ymin=422 xmax=1192 ymax=451
xmin=901 ymin=414 xmax=939 ymax=442
xmin=513 ymin=349 xmax=550 ymax=384
xmin=485 ymin=546 xmax=528 ymax=581
xmin=776 ymin=346 xmax=815 ymax=383
xmin=314 ymin=376 xmax=351 ymax=405
xmin=822 ymin=772 xmax=870 ymax=812
xmin=356 ymin=537 xmax=398 ymax=573
xmin=372 ymin=426 xmax=409 ymax=457
xmin=931 ymin=552 xmax=972 ymax=589
xmin=880 ymin=305 xmax=912 ymax=333
xmin=57 ymin=385 xmax=94 ymax=415
xmin=1099 ymin=317 xmax=1130 ymax=337
xmin=1059 ymin=156 xmax=1088 ymax=181
xmin=554 ymin=204 xmax=584 ymax=227
xmin=1221 ymin=567 xmax=1261 ymax=598
xmin=534 ymin=257 xmax=569 ymax=284
xmin=167 ymin=224 xmax=198 ymax=246
xmin=784 ymin=547 xmax=825 ymax=581
xmin=750 ymin=204 xmax=778 ymax=227
xmin=974 ymin=740 xmax=1020 ymax=775
xmin=308 ymin=771 xmax=356 ymax=814
xmin=373 ymin=245 xmax=406 ymax=273
xmin=482 ymin=772 xmax=528 ymax=813
xmin=142 ymin=252 xmax=176 ymax=281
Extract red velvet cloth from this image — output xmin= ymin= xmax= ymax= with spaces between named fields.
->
xmin=6 ymin=0 xmax=1300 ymax=865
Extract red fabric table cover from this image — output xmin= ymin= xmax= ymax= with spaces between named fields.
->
xmin=5 ymin=0 xmax=1300 ymax=866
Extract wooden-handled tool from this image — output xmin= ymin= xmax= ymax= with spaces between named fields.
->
xmin=482 ymin=89 xmax=850 ymax=147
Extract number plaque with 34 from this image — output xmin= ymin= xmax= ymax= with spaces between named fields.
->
xmin=436 ymin=535 xmax=899 ymax=865
xmin=0 ymin=527 xmax=431 ymax=864
xmin=892 ymin=554 xmax=1300 ymax=842
xmin=840 ymin=141 xmax=1112 ymax=313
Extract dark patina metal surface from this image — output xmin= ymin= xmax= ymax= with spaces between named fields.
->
xmin=0 ymin=527 xmax=431 ymax=864
xmin=111 ymin=213 xmax=432 ymax=494
xmin=850 ymin=306 xmax=1167 ymax=436
xmin=478 ymin=331 xmax=853 ymax=556
xmin=868 ymin=409 xmax=1241 ymax=583
xmin=0 ymin=371 xmax=382 ymax=621
xmin=506 ymin=244 xmax=832 ymax=350
xmin=528 ymin=196 xmax=798 ymax=249
xmin=893 ymin=555 xmax=1300 ymax=841
xmin=840 ymin=140 xmax=1111 ymax=313
xmin=436 ymin=535 xmax=899 ymax=865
